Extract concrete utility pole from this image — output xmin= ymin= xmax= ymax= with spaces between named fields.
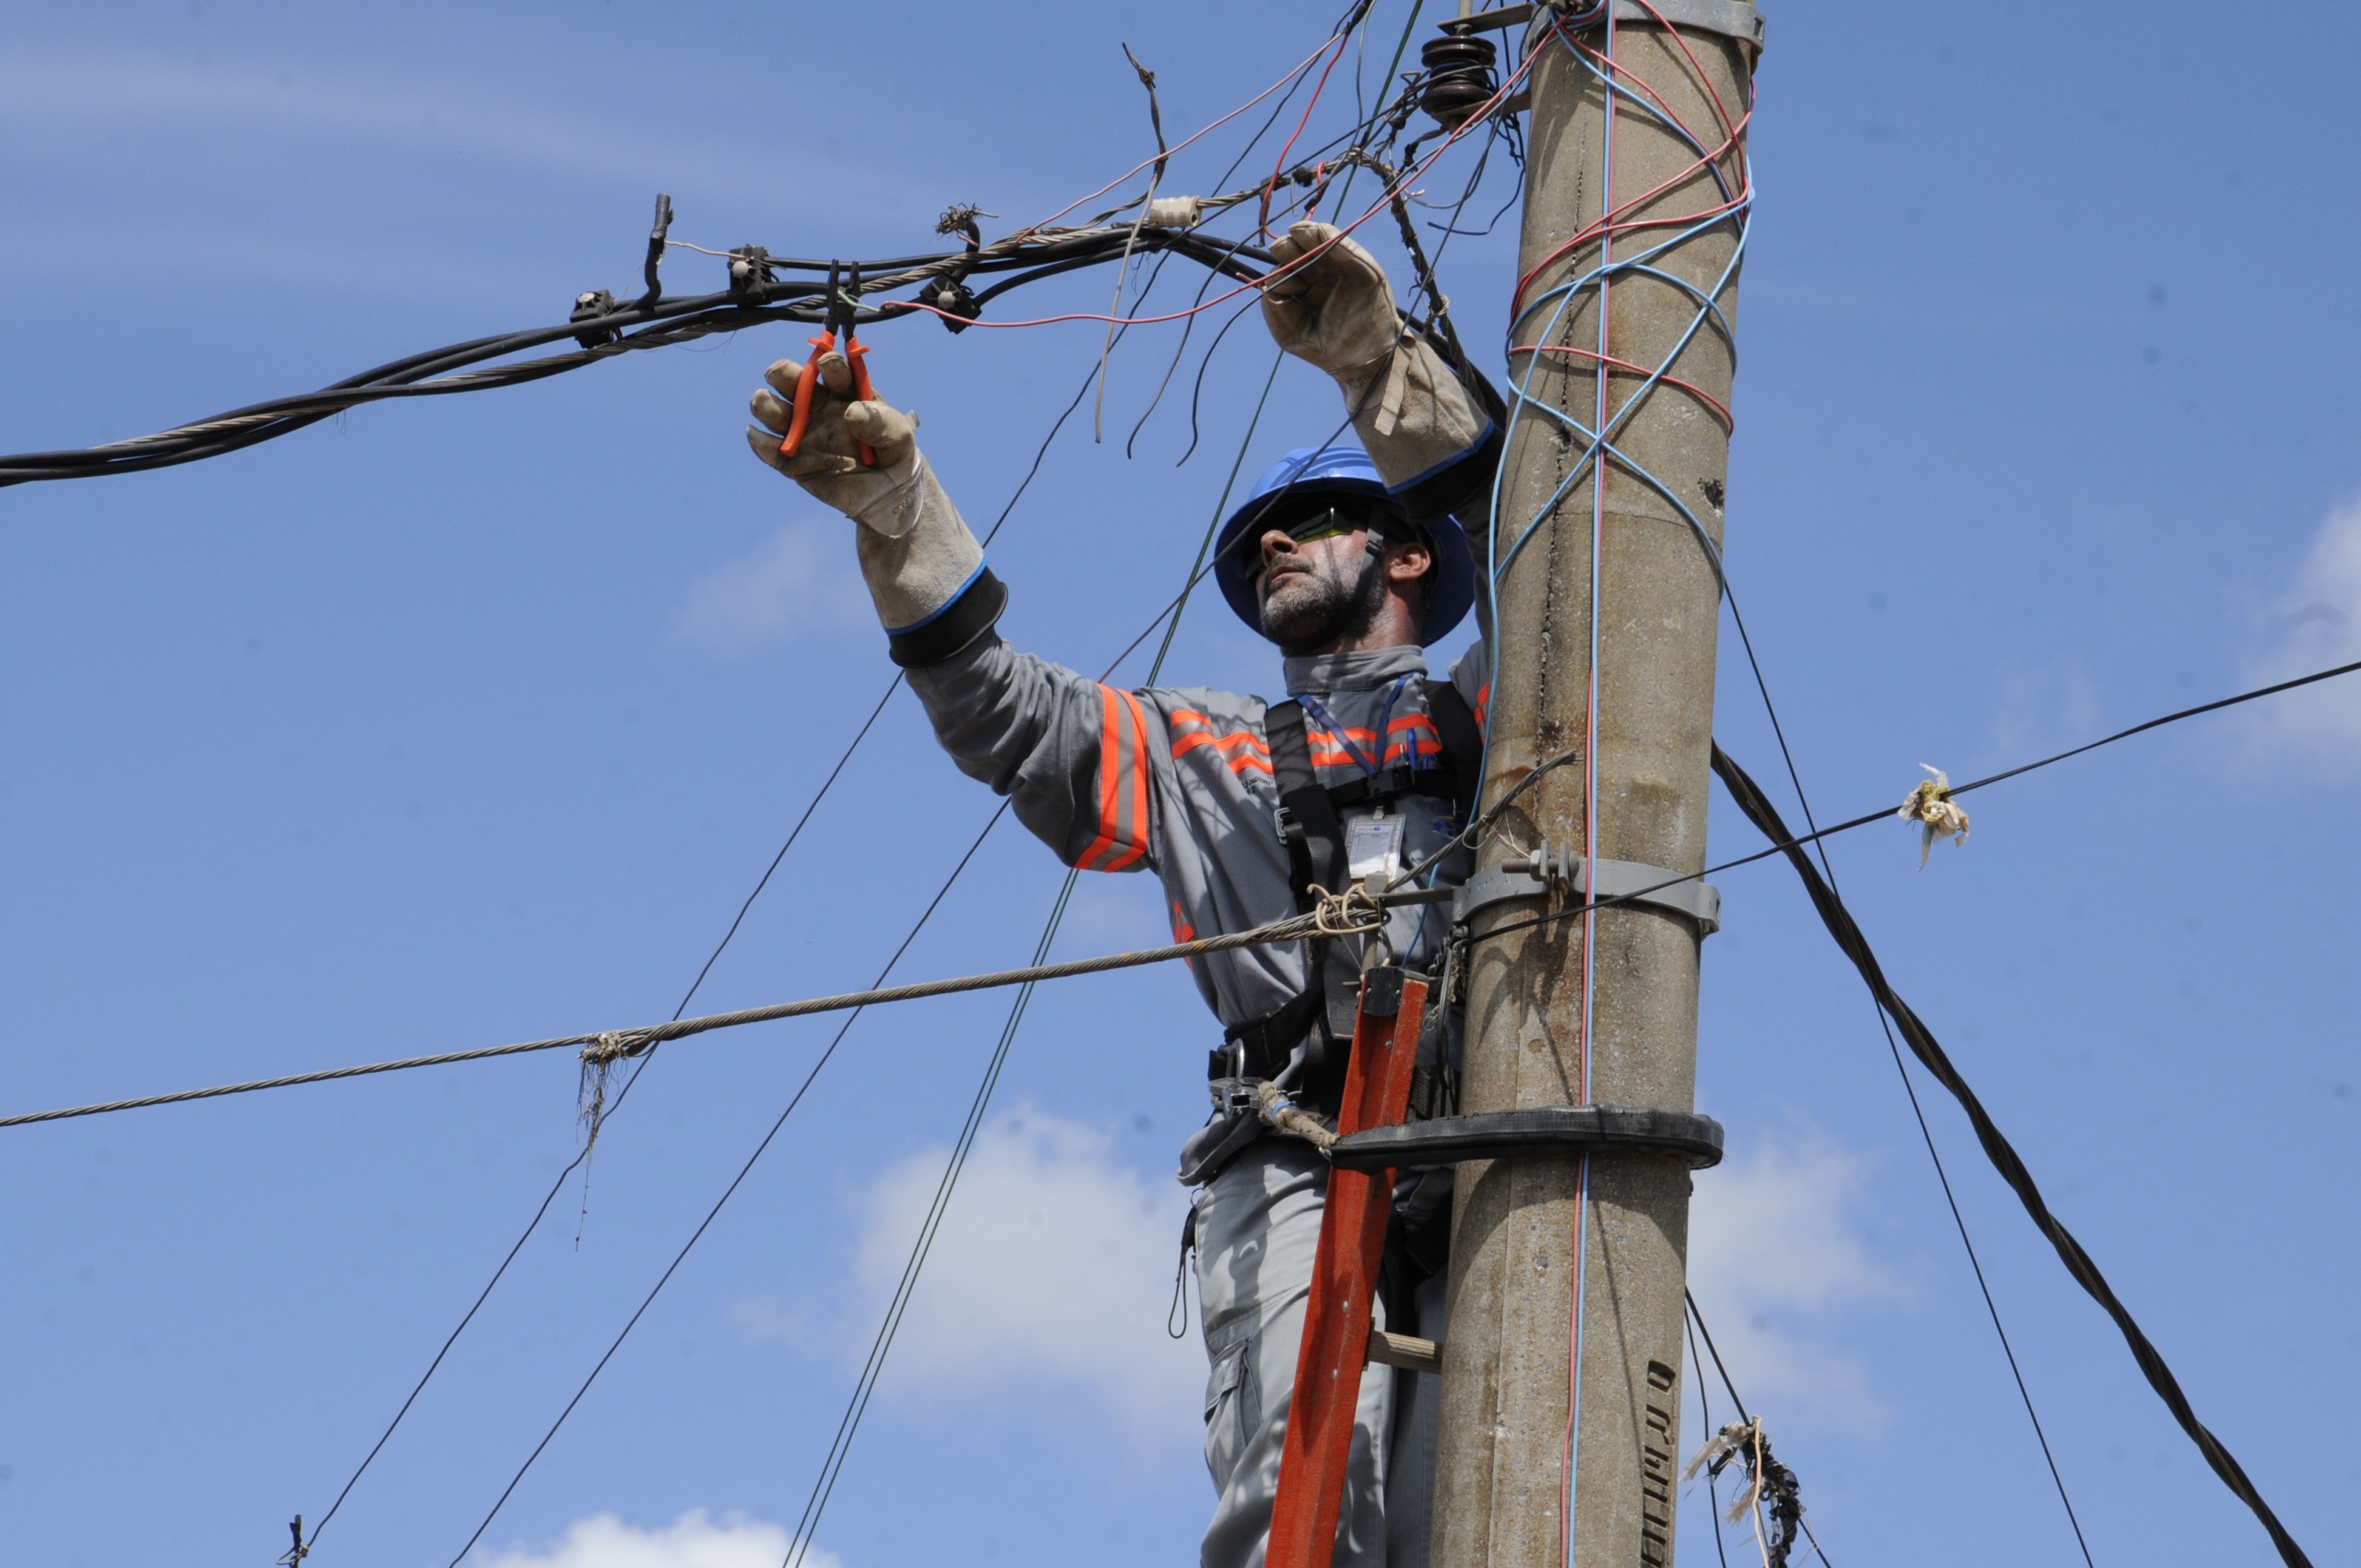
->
xmin=1432 ymin=5 xmax=1761 ymax=1566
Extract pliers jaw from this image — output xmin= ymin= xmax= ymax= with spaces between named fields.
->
xmin=778 ymin=261 xmax=882 ymax=467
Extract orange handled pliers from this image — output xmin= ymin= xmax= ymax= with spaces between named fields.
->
xmin=779 ymin=261 xmax=880 ymax=467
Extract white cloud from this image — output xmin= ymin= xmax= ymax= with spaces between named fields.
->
xmin=673 ymin=524 xmax=871 ymax=651
xmin=848 ymin=1109 xmax=1200 ymax=1440
xmin=1687 ymin=1137 xmax=1896 ymax=1424
xmin=472 ymin=1510 xmax=836 ymax=1568
xmin=2241 ymin=497 xmax=2361 ymax=771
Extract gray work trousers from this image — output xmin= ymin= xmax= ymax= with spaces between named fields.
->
xmin=1193 ymin=1140 xmax=1446 ymax=1568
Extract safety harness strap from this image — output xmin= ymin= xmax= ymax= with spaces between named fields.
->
xmin=1265 ymin=700 xmax=1346 ymax=908
xmin=1421 ymin=679 xmax=1483 ymax=824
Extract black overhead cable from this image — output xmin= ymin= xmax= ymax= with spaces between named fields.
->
xmin=0 ymin=223 xmax=1273 ymax=490
xmin=0 ymin=15 xmax=1443 ymax=495
xmin=1709 ymin=742 xmax=2315 ymax=1568
xmin=1684 ymin=1312 xmax=1738 ymax=1568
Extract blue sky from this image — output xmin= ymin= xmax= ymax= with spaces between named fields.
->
xmin=4 ymin=3 xmax=2358 ymax=1566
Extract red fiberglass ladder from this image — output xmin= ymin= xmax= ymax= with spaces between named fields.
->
xmin=1264 ymin=964 xmax=1430 ymax=1568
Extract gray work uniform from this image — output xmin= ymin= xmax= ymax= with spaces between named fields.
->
xmin=907 ymin=633 xmax=1489 ymax=1568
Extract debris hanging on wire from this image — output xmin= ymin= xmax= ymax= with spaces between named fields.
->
xmin=1897 ymin=764 xmax=1971 ymax=869
xmin=1683 ymin=1417 xmax=1804 ymax=1568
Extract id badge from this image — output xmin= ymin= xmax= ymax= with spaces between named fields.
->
xmin=1346 ymin=814 xmax=1405 ymax=881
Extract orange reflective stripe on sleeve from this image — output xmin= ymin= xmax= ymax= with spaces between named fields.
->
xmin=1078 ymin=685 xmax=1152 ymax=872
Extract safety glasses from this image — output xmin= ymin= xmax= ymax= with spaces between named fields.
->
xmin=1246 ymin=506 xmax=1364 ymax=577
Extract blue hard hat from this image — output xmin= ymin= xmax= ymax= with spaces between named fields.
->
xmin=1213 ymin=445 xmax=1477 ymax=644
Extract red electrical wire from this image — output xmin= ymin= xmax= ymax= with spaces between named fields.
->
xmin=1259 ymin=28 xmax=1358 ymax=241
xmin=1507 ymin=343 xmax=1735 ymax=432
xmin=1016 ymin=33 xmax=1344 ymax=239
xmin=908 ymin=33 xmax=1548 ymax=334
xmin=1510 ymin=30 xmax=1750 ymax=315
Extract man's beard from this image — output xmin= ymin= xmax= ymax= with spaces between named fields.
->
xmin=1258 ymin=552 xmax=1389 ymax=657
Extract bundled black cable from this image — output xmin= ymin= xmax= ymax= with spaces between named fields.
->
xmin=1710 ymin=743 xmax=2314 ymax=1568
xmin=0 ymin=211 xmax=1271 ymax=490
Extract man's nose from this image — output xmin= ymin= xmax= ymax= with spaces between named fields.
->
xmin=1259 ymin=529 xmax=1299 ymax=571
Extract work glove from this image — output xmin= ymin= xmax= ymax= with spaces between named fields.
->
xmin=1259 ymin=221 xmax=1492 ymax=505
xmin=746 ymin=357 xmax=986 ymax=639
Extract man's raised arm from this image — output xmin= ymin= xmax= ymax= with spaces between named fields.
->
xmin=744 ymin=353 xmax=1157 ymax=875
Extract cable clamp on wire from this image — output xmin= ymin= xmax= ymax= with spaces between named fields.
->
xmin=1452 ymin=847 xmax=1721 ymax=934
xmin=569 ymin=291 xmax=619 ymax=350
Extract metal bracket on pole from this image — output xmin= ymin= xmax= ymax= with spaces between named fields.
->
xmin=1451 ymin=849 xmax=1721 ymax=934
xmin=1328 ymin=1104 xmax=1725 ymax=1172
xmin=1444 ymin=0 xmax=1764 ymax=50
xmin=1608 ymin=0 xmax=1764 ymax=51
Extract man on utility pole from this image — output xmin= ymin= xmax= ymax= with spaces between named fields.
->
xmin=742 ymin=223 xmax=1500 ymax=1564
xmin=1430 ymin=6 xmax=1759 ymax=1568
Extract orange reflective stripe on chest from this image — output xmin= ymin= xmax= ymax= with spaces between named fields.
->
xmin=1383 ymin=714 xmax=1444 ymax=766
xmin=1080 ymin=685 xmax=1152 ymax=872
xmin=1169 ymin=708 xmax=1274 ymax=778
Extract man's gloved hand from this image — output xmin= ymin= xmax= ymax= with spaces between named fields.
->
xmin=744 ymin=357 xmax=990 ymax=647
xmin=746 ymin=354 xmax=941 ymax=539
xmin=1259 ymin=220 xmax=1404 ymax=377
xmin=1257 ymin=222 xmax=1492 ymax=510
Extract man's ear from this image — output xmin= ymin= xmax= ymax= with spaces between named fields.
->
xmin=1383 ymin=539 xmax=1433 ymax=587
